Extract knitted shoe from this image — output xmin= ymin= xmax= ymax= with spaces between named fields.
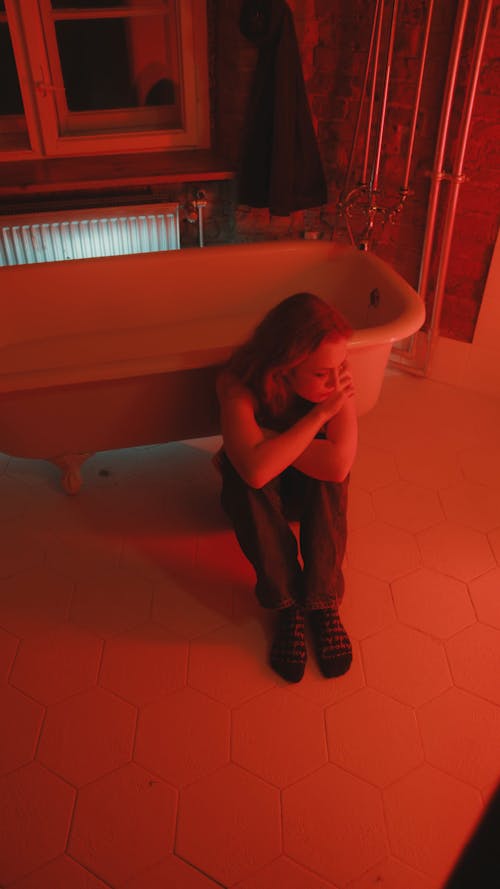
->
xmin=270 ymin=605 xmax=306 ymax=683
xmin=310 ymin=607 xmax=352 ymax=678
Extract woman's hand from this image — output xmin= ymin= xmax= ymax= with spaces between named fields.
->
xmin=317 ymin=360 xmax=355 ymax=422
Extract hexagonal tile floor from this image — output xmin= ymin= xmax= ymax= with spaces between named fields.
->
xmin=1 ymin=370 xmax=499 ymax=888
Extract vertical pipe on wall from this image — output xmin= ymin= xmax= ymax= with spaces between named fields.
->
xmin=198 ymin=205 xmax=205 ymax=247
xmin=341 ymin=0 xmax=383 ymax=199
xmin=417 ymin=0 xmax=471 ymax=309
xmin=389 ymin=0 xmax=471 ymax=371
xmin=423 ymin=0 xmax=493 ymax=370
xmin=362 ymin=0 xmax=385 ymax=186
xmin=401 ymin=0 xmax=435 ymax=194
xmin=370 ymin=0 xmax=400 ymax=196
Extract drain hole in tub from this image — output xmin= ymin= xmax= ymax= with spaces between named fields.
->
xmin=369 ymin=287 xmax=380 ymax=308
xmin=98 ymin=469 xmax=111 ymax=477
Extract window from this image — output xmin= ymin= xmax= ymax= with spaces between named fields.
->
xmin=0 ymin=0 xmax=209 ymax=160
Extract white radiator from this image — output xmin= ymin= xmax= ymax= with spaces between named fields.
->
xmin=0 ymin=202 xmax=180 ymax=266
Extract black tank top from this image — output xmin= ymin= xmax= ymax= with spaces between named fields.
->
xmin=213 ymin=391 xmax=327 ymax=476
xmin=255 ymin=394 xmax=328 ymax=439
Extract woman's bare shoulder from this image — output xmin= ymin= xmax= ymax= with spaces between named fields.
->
xmin=216 ymin=369 xmax=258 ymax=408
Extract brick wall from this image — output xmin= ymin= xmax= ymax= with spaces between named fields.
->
xmin=213 ymin=0 xmax=500 ymax=343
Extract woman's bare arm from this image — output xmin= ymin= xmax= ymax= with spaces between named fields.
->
xmin=217 ymin=371 xmax=354 ymax=488
xmin=219 ymin=387 xmax=328 ymax=488
xmin=291 ymin=396 xmax=358 ymax=482
xmin=217 ymin=372 xmax=333 ymax=488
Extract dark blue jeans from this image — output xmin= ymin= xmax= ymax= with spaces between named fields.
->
xmin=219 ymin=451 xmax=349 ymax=611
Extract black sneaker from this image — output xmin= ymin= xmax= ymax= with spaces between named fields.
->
xmin=270 ymin=605 xmax=306 ymax=683
xmin=310 ymin=608 xmax=352 ymax=678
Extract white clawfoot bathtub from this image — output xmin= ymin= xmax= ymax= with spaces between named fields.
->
xmin=0 ymin=240 xmax=424 ymax=493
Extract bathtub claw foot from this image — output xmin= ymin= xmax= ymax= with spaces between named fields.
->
xmin=51 ymin=454 xmax=93 ymax=494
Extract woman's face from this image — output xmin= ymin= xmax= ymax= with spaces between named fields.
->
xmin=286 ymin=336 xmax=348 ymax=403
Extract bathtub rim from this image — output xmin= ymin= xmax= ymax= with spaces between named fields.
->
xmin=1 ymin=240 xmax=425 ymax=394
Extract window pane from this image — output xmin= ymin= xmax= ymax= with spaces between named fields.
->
xmin=0 ymin=11 xmax=29 ymax=150
xmin=57 ymin=18 xmax=134 ymax=110
xmin=0 ymin=22 xmax=24 ymax=115
xmin=55 ymin=13 xmax=180 ymax=121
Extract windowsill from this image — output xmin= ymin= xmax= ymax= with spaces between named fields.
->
xmin=0 ymin=149 xmax=236 ymax=198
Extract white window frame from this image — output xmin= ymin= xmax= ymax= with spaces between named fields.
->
xmin=1 ymin=0 xmax=210 ymax=161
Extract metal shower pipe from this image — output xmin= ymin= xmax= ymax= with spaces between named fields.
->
xmin=390 ymin=0 xmax=493 ymax=373
xmin=369 ymin=0 xmax=400 ymax=197
xmin=363 ymin=0 xmax=385 ymax=187
xmin=401 ymin=0 xmax=435 ymax=196
xmin=418 ymin=0 xmax=471 ymax=313
xmin=423 ymin=0 xmax=493 ymax=372
xmin=390 ymin=0 xmax=470 ymax=367
xmin=338 ymin=0 xmax=434 ymax=251
xmin=337 ymin=0 xmax=384 ymax=247
xmin=341 ymin=0 xmax=382 ymax=200
xmin=386 ymin=0 xmax=435 ymax=232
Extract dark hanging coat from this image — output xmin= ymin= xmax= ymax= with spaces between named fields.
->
xmin=238 ymin=0 xmax=327 ymax=216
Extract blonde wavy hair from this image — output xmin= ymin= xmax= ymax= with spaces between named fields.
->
xmin=225 ymin=292 xmax=352 ymax=420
